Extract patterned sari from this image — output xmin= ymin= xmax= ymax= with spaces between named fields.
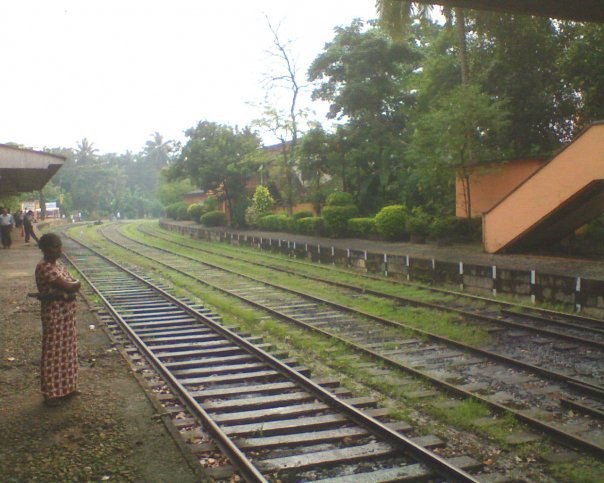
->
xmin=35 ymin=260 xmax=78 ymax=399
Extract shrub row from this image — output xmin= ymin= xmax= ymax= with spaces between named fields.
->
xmin=165 ymin=201 xmax=190 ymax=221
xmin=166 ymin=192 xmax=481 ymax=243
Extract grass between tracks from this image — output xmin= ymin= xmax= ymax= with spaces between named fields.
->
xmin=65 ymin=223 xmax=604 ymax=482
xmin=142 ymin=221 xmax=593 ymax=318
xmin=122 ymin=222 xmax=491 ymax=347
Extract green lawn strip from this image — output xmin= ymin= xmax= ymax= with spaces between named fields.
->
xmin=71 ymin=224 xmax=602 ymax=479
xmin=121 ymin=223 xmax=491 ymax=347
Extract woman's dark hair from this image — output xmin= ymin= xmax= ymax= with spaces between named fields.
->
xmin=38 ymin=233 xmax=62 ymax=251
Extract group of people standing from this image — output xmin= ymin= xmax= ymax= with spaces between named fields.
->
xmin=0 ymin=208 xmax=40 ymax=248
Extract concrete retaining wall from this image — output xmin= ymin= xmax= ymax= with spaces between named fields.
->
xmin=160 ymin=221 xmax=604 ymax=314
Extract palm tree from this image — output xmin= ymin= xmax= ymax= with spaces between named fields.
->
xmin=143 ymin=132 xmax=175 ymax=169
xmin=74 ymin=138 xmax=98 ymax=164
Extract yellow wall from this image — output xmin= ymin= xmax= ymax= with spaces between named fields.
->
xmin=456 ymin=158 xmax=545 ymax=218
xmin=483 ymin=123 xmax=604 ymax=253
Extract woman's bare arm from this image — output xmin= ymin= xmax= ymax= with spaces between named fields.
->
xmin=51 ymin=278 xmax=81 ymax=293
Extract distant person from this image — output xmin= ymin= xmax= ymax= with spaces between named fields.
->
xmin=0 ymin=208 xmax=14 ymax=248
xmin=35 ymin=233 xmax=81 ymax=406
xmin=24 ymin=210 xmax=39 ymax=245
xmin=14 ymin=210 xmax=23 ymax=236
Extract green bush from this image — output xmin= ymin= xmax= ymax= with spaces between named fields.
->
xmin=165 ymin=201 xmax=187 ymax=220
xmin=230 ymin=198 xmax=249 ymax=228
xmin=293 ymin=210 xmax=314 ymax=220
xmin=258 ymin=214 xmax=292 ymax=231
xmin=450 ymin=217 xmax=482 ymax=242
xmin=406 ymin=207 xmax=432 ymax=241
xmin=202 ymin=196 xmax=220 ymax=213
xmin=347 ymin=217 xmax=376 ymax=238
xmin=297 ymin=217 xmax=324 ymax=236
xmin=177 ymin=203 xmax=190 ymax=221
xmin=375 ymin=205 xmax=408 ymax=241
xmin=200 ymin=210 xmax=226 ymax=227
xmin=165 ymin=203 xmax=176 ymax=219
xmin=245 ymin=186 xmax=276 ymax=227
xmin=429 ymin=216 xmax=457 ymax=241
xmin=322 ymin=205 xmax=358 ymax=237
xmin=326 ymin=191 xmax=354 ymax=206
xmin=187 ymin=203 xmax=204 ymax=222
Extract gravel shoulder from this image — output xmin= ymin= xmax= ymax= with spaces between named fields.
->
xmin=0 ymin=237 xmax=198 ymax=482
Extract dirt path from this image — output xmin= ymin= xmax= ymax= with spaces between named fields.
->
xmin=0 ymin=237 xmax=199 ymax=482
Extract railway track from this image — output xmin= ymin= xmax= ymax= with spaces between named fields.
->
xmin=136 ymin=223 xmax=604 ymax=392
xmin=141 ymin=223 xmax=604 ymax=350
xmin=61 ymin=234 xmax=482 ymax=482
xmin=86 ymin=222 xmax=604 ymax=459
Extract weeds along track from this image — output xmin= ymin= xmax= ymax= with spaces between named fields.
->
xmin=61 ymin=234 xmax=482 ymax=482
xmin=136 ymin=224 xmax=604 ymax=413
xmin=141 ymin=224 xmax=604 ymax=351
xmin=91 ymin=222 xmax=604 ymax=459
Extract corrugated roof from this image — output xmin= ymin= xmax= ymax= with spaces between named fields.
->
xmin=0 ymin=144 xmax=66 ymax=195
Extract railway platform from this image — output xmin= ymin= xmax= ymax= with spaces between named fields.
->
xmin=161 ymin=220 xmax=604 ymax=314
xmin=0 ymin=233 xmax=198 ymax=481
xmin=164 ymin=221 xmax=604 ymax=281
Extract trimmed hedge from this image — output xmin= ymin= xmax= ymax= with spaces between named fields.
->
xmin=187 ymin=203 xmax=204 ymax=222
xmin=177 ymin=204 xmax=190 ymax=221
xmin=429 ymin=216 xmax=456 ymax=241
xmin=293 ymin=210 xmax=314 ymax=220
xmin=348 ymin=217 xmax=376 ymax=238
xmin=200 ymin=210 xmax=226 ymax=227
xmin=258 ymin=214 xmax=293 ymax=232
xmin=165 ymin=201 xmax=188 ymax=220
xmin=326 ymin=191 xmax=354 ymax=206
xmin=406 ymin=207 xmax=432 ymax=241
xmin=202 ymin=197 xmax=219 ymax=212
xmin=375 ymin=205 xmax=408 ymax=241
xmin=322 ymin=205 xmax=358 ymax=237
xmin=297 ymin=217 xmax=324 ymax=236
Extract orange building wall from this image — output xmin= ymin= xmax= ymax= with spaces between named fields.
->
xmin=456 ymin=158 xmax=546 ymax=218
xmin=483 ymin=123 xmax=604 ymax=253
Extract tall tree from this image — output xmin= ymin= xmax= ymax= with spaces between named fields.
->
xmin=74 ymin=138 xmax=98 ymax=165
xmin=410 ymin=84 xmax=509 ymax=219
xmin=308 ymin=20 xmax=420 ymax=211
xmin=558 ymin=22 xmax=604 ymax=132
xmin=472 ymin=14 xmax=572 ymax=154
xmin=254 ymin=19 xmax=307 ymax=215
xmin=174 ymin=121 xmax=260 ymax=225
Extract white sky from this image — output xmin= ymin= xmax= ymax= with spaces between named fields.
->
xmin=0 ymin=1 xmax=377 ymax=154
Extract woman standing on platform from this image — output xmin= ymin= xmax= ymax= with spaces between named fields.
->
xmin=35 ymin=233 xmax=81 ymax=406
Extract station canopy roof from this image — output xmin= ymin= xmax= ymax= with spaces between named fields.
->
xmin=0 ymin=144 xmax=66 ymax=195
xmin=417 ymin=1 xmax=604 ymax=24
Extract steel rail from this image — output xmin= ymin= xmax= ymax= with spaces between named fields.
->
xmin=115 ymin=225 xmax=604 ymax=396
xmin=137 ymin=225 xmax=604 ymax=349
xmin=155 ymin=222 xmax=604 ymax=329
xmin=62 ymin=254 xmax=268 ymax=483
xmin=99 ymin=225 xmax=604 ymax=458
xmin=63 ymin=233 xmax=480 ymax=483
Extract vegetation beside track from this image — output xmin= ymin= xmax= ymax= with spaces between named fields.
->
xmin=122 ymin=221 xmax=492 ymax=347
xmin=66 ymin=223 xmax=604 ymax=482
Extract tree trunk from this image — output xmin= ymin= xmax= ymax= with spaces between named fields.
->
xmin=38 ymin=191 xmax=46 ymax=220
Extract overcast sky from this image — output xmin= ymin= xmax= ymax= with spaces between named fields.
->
xmin=0 ymin=1 xmax=377 ymax=154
